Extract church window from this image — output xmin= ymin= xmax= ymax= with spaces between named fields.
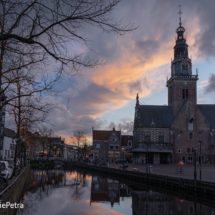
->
xmin=189 ymin=132 xmax=193 ymax=140
xmin=182 ymin=89 xmax=185 ymax=99
xmin=158 ymin=132 xmax=164 ymax=142
xmin=144 ymin=132 xmax=151 ymax=142
xmin=182 ymin=89 xmax=188 ymax=99
xmin=189 ymin=122 xmax=193 ymax=131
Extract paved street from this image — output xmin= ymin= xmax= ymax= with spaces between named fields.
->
xmin=105 ymin=163 xmax=215 ymax=183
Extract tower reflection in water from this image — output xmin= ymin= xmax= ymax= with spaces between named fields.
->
xmin=20 ymin=170 xmax=215 ymax=215
xmin=90 ymin=175 xmax=215 ymax=215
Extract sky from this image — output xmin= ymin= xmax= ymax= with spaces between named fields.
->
xmin=18 ymin=0 xmax=215 ymax=144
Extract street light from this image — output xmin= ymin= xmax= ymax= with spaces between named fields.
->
xmin=198 ymin=140 xmax=203 ymax=180
xmin=192 ymin=145 xmax=197 ymax=183
xmin=146 ymin=142 xmax=150 ymax=173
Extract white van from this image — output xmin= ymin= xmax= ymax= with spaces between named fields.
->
xmin=1 ymin=161 xmax=13 ymax=179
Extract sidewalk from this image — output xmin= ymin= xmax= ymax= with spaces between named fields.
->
xmin=106 ymin=163 xmax=215 ymax=183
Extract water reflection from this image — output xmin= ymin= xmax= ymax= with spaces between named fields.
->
xmin=17 ymin=169 xmax=215 ymax=215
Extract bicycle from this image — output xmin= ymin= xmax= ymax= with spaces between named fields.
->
xmin=176 ymin=166 xmax=183 ymax=174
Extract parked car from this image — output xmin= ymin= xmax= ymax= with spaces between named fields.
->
xmin=0 ymin=161 xmax=13 ymax=179
xmin=116 ymin=159 xmax=128 ymax=164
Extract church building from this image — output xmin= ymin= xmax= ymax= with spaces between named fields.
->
xmin=131 ymin=15 xmax=215 ymax=164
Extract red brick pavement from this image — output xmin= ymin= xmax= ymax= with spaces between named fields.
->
xmin=105 ymin=163 xmax=215 ymax=183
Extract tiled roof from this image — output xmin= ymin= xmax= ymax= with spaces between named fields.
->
xmin=93 ymin=130 xmax=121 ymax=140
xmin=137 ymin=105 xmax=174 ymax=128
xmin=121 ymin=135 xmax=133 ymax=146
xmin=4 ymin=128 xmax=17 ymax=138
xmin=197 ymin=104 xmax=215 ymax=129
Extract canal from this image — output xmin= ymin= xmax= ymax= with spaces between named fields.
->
xmin=16 ymin=169 xmax=215 ymax=215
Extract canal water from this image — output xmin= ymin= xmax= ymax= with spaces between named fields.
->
xmin=16 ymin=169 xmax=215 ymax=215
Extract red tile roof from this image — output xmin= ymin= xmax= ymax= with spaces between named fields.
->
xmin=121 ymin=135 xmax=133 ymax=146
xmin=93 ymin=130 xmax=121 ymax=140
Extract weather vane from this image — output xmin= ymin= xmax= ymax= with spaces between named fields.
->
xmin=177 ymin=5 xmax=183 ymax=26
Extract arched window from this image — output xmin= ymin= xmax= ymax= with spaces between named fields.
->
xmin=189 ymin=132 xmax=193 ymax=140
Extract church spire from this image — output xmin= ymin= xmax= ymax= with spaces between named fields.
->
xmin=177 ymin=5 xmax=183 ymax=27
xmin=136 ymin=93 xmax=139 ymax=105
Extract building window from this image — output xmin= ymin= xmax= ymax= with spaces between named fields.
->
xmin=108 ymin=183 xmax=113 ymax=190
xmin=111 ymin=138 xmax=117 ymax=142
xmin=182 ymin=89 xmax=188 ymax=99
xmin=12 ymin=138 xmax=14 ymax=143
xmin=114 ymin=184 xmax=118 ymax=189
xmin=189 ymin=122 xmax=193 ymax=131
xmin=96 ymin=144 xmax=100 ymax=149
xmin=189 ymin=132 xmax=193 ymax=140
xmin=95 ymin=183 xmax=99 ymax=191
xmin=178 ymin=149 xmax=181 ymax=153
xmin=128 ymin=140 xmax=132 ymax=146
xmin=145 ymin=132 xmax=151 ymax=141
xmin=5 ymin=150 xmax=7 ymax=156
xmin=187 ymin=148 xmax=190 ymax=153
xmin=8 ymin=150 xmax=10 ymax=157
xmin=114 ymin=152 xmax=120 ymax=157
xmin=158 ymin=201 xmax=164 ymax=212
xmin=108 ymin=151 xmax=114 ymax=157
xmin=110 ymin=145 xmax=113 ymax=150
xmin=158 ymin=132 xmax=164 ymax=142
xmin=115 ymin=145 xmax=119 ymax=150
xmin=188 ymin=156 xmax=193 ymax=161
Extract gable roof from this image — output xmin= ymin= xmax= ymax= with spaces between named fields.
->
xmin=93 ymin=130 xmax=120 ymax=140
xmin=197 ymin=105 xmax=215 ymax=129
xmin=121 ymin=135 xmax=133 ymax=146
xmin=4 ymin=128 xmax=17 ymax=138
xmin=139 ymin=105 xmax=174 ymax=128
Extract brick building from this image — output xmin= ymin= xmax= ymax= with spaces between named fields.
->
xmin=92 ymin=128 xmax=121 ymax=162
xmin=131 ymin=20 xmax=215 ymax=164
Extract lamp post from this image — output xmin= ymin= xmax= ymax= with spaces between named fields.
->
xmin=198 ymin=140 xmax=202 ymax=180
xmin=146 ymin=142 xmax=149 ymax=173
xmin=192 ymin=145 xmax=197 ymax=183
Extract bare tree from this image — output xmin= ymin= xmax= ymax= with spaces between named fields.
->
xmin=38 ymin=125 xmax=53 ymax=156
xmin=71 ymin=130 xmax=86 ymax=158
xmin=0 ymin=0 xmax=137 ymax=109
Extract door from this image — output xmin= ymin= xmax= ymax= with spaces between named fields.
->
xmin=160 ymin=153 xmax=168 ymax=164
xmin=147 ymin=153 xmax=153 ymax=164
xmin=182 ymin=156 xmax=185 ymax=163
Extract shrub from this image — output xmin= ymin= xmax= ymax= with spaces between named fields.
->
xmin=38 ymin=163 xmax=45 ymax=168
xmin=31 ymin=163 xmax=39 ymax=168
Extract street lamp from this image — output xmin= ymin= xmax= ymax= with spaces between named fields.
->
xmin=192 ymin=145 xmax=197 ymax=183
xmin=146 ymin=142 xmax=150 ymax=173
xmin=198 ymin=140 xmax=203 ymax=180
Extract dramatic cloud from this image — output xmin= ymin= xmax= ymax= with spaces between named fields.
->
xmin=204 ymin=74 xmax=215 ymax=93
xmin=15 ymin=0 xmax=215 ymax=142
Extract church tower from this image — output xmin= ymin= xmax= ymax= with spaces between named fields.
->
xmin=166 ymin=7 xmax=198 ymax=116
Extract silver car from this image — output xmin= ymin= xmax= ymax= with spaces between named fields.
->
xmin=1 ymin=161 xmax=13 ymax=179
